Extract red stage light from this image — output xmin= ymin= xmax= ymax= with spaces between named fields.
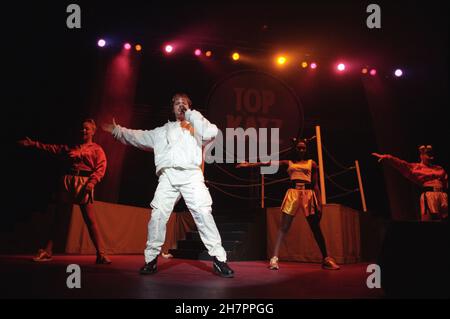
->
xmin=165 ymin=45 xmax=174 ymax=53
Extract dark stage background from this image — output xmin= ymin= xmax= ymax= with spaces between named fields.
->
xmin=3 ymin=1 xmax=448 ymax=232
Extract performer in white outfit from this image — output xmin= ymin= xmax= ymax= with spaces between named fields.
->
xmin=102 ymin=93 xmax=234 ymax=277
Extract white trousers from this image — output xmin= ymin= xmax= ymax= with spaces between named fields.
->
xmin=144 ymin=173 xmax=227 ymax=263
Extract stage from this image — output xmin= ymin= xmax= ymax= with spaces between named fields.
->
xmin=4 ymin=0 xmax=448 ymax=304
xmin=0 ymin=255 xmax=383 ymax=299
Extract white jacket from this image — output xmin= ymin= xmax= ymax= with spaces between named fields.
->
xmin=112 ymin=109 xmax=218 ymax=176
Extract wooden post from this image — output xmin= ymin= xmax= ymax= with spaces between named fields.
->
xmin=261 ymin=174 xmax=265 ymax=208
xmin=315 ymin=126 xmax=327 ymax=204
xmin=355 ymin=160 xmax=368 ymax=212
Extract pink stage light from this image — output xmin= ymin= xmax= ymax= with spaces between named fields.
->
xmin=310 ymin=62 xmax=317 ymax=69
xmin=369 ymin=69 xmax=377 ymax=76
xmin=394 ymin=69 xmax=403 ymax=77
xmin=124 ymin=43 xmax=131 ymax=50
xmin=337 ymin=63 xmax=346 ymax=71
xmin=194 ymin=49 xmax=202 ymax=56
xmin=97 ymin=39 xmax=106 ymax=47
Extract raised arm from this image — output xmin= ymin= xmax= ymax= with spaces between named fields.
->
xmin=184 ymin=109 xmax=218 ymax=143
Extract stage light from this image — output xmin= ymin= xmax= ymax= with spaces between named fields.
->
xmin=369 ymin=68 xmax=377 ymax=76
xmin=310 ymin=62 xmax=317 ymax=69
xmin=124 ymin=43 xmax=131 ymax=50
xmin=232 ymin=52 xmax=240 ymax=61
xmin=135 ymin=44 xmax=142 ymax=51
xmin=97 ymin=39 xmax=106 ymax=47
xmin=361 ymin=67 xmax=368 ymax=74
xmin=337 ymin=63 xmax=346 ymax=71
xmin=194 ymin=49 xmax=202 ymax=56
xmin=205 ymin=50 xmax=212 ymax=57
xmin=277 ymin=56 xmax=287 ymax=65
xmin=301 ymin=61 xmax=308 ymax=68
xmin=394 ymin=69 xmax=403 ymax=77
xmin=165 ymin=44 xmax=174 ymax=54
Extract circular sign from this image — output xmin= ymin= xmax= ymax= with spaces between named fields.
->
xmin=206 ymin=70 xmax=304 ymax=162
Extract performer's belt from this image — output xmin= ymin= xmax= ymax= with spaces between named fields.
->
xmin=292 ymin=182 xmax=313 ymax=190
xmin=66 ymin=169 xmax=93 ymax=177
xmin=423 ymin=186 xmax=446 ymax=192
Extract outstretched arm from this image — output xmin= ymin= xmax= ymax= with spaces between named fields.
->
xmin=236 ymin=160 xmax=289 ymax=168
xmin=372 ymin=152 xmax=417 ymax=183
xmin=18 ymin=137 xmax=66 ymax=155
xmin=102 ymin=118 xmax=159 ymax=151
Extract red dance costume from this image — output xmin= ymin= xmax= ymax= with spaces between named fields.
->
xmin=384 ymin=155 xmax=448 ymax=220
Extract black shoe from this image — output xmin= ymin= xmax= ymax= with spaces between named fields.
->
xmin=213 ymin=257 xmax=234 ymax=278
xmin=139 ymin=257 xmax=158 ymax=275
xmin=96 ymin=254 xmax=112 ymax=265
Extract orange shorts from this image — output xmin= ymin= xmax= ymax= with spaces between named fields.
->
xmin=281 ymin=188 xmax=319 ymax=217
xmin=420 ymin=191 xmax=448 ymax=221
xmin=58 ymin=175 xmax=93 ymax=205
